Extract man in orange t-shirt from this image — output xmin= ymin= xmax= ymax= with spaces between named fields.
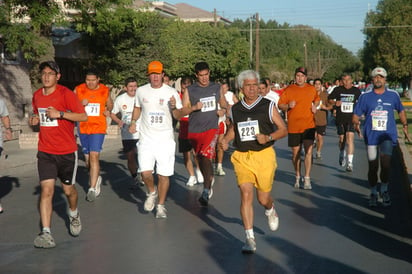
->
xmin=75 ymin=70 xmax=113 ymax=202
xmin=278 ymin=67 xmax=320 ymax=190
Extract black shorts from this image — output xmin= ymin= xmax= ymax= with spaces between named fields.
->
xmin=178 ymin=138 xmax=193 ymax=153
xmin=37 ymin=151 xmax=78 ymax=185
xmin=315 ymin=125 xmax=327 ymax=136
xmin=336 ymin=123 xmax=355 ymax=135
xmin=288 ymin=128 xmax=316 ymax=147
xmin=122 ymin=139 xmax=138 ymax=153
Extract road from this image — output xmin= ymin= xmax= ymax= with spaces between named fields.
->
xmin=0 ymin=125 xmax=412 ymax=274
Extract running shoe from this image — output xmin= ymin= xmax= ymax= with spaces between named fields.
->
xmin=95 ymin=176 xmax=102 ymax=196
xmin=135 ymin=173 xmax=144 ymax=186
xmin=265 ymin=207 xmax=279 ymax=231
xmin=315 ymin=152 xmax=322 ymax=160
xmin=303 ymin=177 xmax=312 ymax=190
xmin=186 ymin=176 xmax=197 ymax=187
xmin=339 ymin=150 xmax=347 ymax=167
xmin=241 ymin=238 xmax=257 ymax=254
xmin=69 ymin=213 xmax=82 ymax=236
xmin=208 ymin=179 xmax=215 ymax=199
xmin=369 ymin=193 xmax=378 ymax=207
xmin=215 ymin=167 xmax=226 ymax=176
xmin=196 ymin=168 xmax=204 ymax=184
xmin=86 ymin=188 xmax=96 ymax=202
xmin=294 ymin=177 xmax=300 ymax=189
xmin=34 ymin=232 xmax=56 ymax=248
xmin=346 ymin=163 xmax=353 ymax=172
xmin=155 ymin=204 xmax=168 ymax=219
xmin=144 ymin=190 xmax=158 ymax=212
xmin=380 ymin=191 xmax=392 ymax=207
xmin=198 ymin=191 xmax=209 ymax=206
xmin=0 ymin=203 xmax=3 ymax=214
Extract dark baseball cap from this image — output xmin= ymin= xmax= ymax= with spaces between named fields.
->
xmin=39 ymin=61 xmax=61 ymax=74
xmin=295 ymin=67 xmax=307 ymax=76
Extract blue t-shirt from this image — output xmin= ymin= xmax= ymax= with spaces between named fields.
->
xmin=354 ymin=88 xmax=404 ymax=146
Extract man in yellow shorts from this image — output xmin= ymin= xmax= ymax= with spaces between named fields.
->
xmin=220 ymin=70 xmax=287 ymax=254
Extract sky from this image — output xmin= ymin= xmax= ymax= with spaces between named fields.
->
xmin=168 ymin=0 xmax=380 ymax=54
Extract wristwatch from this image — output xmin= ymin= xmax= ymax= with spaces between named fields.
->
xmin=60 ymin=111 xmax=64 ymax=119
xmin=268 ymin=135 xmax=273 ymax=141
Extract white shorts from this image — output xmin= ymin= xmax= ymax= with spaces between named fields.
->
xmin=138 ymin=139 xmax=176 ymax=176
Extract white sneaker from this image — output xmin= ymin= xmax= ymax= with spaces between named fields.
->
xmin=195 ymin=168 xmax=204 ymax=184
xmin=95 ymin=176 xmax=102 ymax=196
xmin=144 ymin=190 xmax=158 ymax=212
xmin=241 ymin=237 xmax=256 ymax=254
xmin=215 ymin=167 xmax=226 ymax=176
xmin=265 ymin=207 xmax=279 ymax=231
xmin=86 ymin=188 xmax=96 ymax=202
xmin=186 ymin=176 xmax=197 ymax=187
xmin=294 ymin=177 xmax=300 ymax=189
xmin=135 ymin=173 xmax=144 ymax=186
xmin=155 ymin=204 xmax=167 ymax=219
xmin=303 ymin=177 xmax=312 ymax=190
xmin=208 ymin=178 xmax=215 ymax=199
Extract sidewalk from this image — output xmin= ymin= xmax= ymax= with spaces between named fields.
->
xmin=0 ymin=135 xmax=121 ymax=172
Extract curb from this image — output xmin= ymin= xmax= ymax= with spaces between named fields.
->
xmin=398 ymin=140 xmax=412 ymax=208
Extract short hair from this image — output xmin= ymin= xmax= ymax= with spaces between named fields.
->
xmin=314 ymin=78 xmax=323 ymax=84
xmin=259 ymin=79 xmax=268 ymax=87
xmin=181 ymin=76 xmax=193 ymax=86
xmin=341 ymin=72 xmax=352 ymax=79
xmin=39 ymin=61 xmax=60 ymax=74
xmin=124 ymin=77 xmax=137 ymax=86
xmin=85 ymin=69 xmax=100 ymax=78
xmin=194 ymin=62 xmax=210 ymax=74
xmin=237 ymin=70 xmax=260 ymax=88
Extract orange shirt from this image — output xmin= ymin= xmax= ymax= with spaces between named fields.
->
xmin=75 ymin=83 xmax=110 ymax=134
xmin=278 ymin=83 xmax=320 ymax=133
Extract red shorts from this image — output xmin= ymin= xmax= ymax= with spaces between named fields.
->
xmin=188 ymin=128 xmax=219 ymax=160
xmin=218 ymin=121 xmax=226 ymax=135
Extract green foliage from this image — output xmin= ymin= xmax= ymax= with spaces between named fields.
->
xmin=230 ymin=19 xmax=360 ymax=83
xmin=362 ymin=0 xmax=412 ymax=85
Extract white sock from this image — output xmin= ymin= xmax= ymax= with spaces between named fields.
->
xmin=347 ymin=154 xmax=353 ymax=164
xmin=42 ymin=227 xmax=51 ymax=234
xmin=69 ymin=208 xmax=78 ymax=217
xmin=265 ymin=204 xmax=274 ymax=215
xmin=245 ymin=229 xmax=254 ymax=239
xmin=217 ymin=163 xmax=222 ymax=169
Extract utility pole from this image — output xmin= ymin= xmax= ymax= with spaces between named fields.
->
xmin=255 ymin=13 xmax=259 ymax=72
xmin=249 ymin=16 xmax=253 ymax=68
xmin=213 ymin=8 xmax=217 ymax=27
xmin=304 ymin=42 xmax=308 ymax=68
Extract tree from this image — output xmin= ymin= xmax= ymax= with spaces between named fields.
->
xmin=362 ymin=0 xmax=412 ymax=90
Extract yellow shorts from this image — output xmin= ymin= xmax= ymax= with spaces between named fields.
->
xmin=231 ymin=146 xmax=277 ymax=192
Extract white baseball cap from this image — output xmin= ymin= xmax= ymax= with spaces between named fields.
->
xmin=371 ymin=67 xmax=387 ymax=78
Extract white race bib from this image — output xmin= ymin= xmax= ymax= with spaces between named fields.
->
xmin=237 ymin=120 xmax=259 ymax=142
xmin=148 ymin=111 xmax=166 ymax=128
xmin=85 ymin=103 xmax=100 ymax=116
xmin=371 ymin=110 xmax=388 ymax=131
xmin=341 ymin=102 xmax=354 ymax=113
xmin=200 ymin=96 xmax=216 ymax=112
xmin=38 ymin=108 xmax=58 ymax=127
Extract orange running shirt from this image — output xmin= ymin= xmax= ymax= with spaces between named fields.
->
xmin=75 ymin=83 xmax=110 ymax=134
xmin=278 ymin=83 xmax=320 ymax=133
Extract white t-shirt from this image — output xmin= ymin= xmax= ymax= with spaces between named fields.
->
xmin=135 ymin=83 xmax=182 ymax=142
xmin=112 ymin=92 xmax=140 ymax=140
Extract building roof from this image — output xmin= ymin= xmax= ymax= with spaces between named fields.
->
xmin=174 ymin=3 xmax=231 ymax=25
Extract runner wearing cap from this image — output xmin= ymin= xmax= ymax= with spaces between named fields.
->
xmin=278 ymin=67 xmax=320 ymax=190
xmin=353 ymin=67 xmax=411 ymax=207
xmin=129 ymin=61 xmax=184 ymax=218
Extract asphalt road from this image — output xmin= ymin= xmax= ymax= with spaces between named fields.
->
xmin=0 ymin=125 xmax=412 ymax=274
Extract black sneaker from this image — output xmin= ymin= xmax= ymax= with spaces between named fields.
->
xmin=198 ymin=191 xmax=209 ymax=206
